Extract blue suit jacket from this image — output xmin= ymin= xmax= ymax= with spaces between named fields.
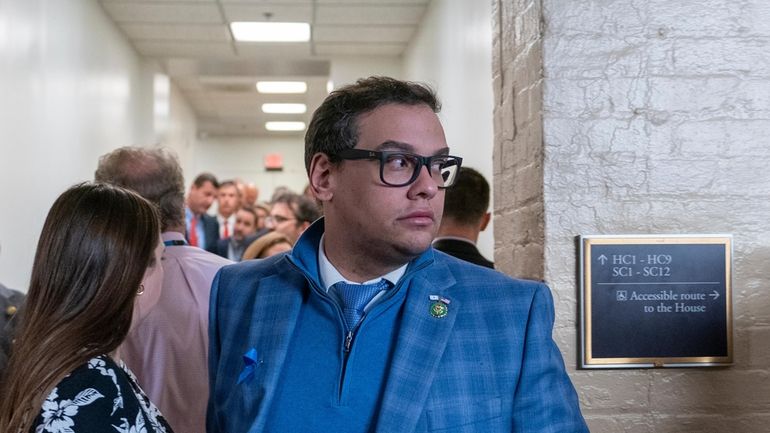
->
xmin=208 ymin=220 xmax=588 ymax=433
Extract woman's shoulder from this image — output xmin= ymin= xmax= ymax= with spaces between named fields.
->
xmin=33 ymin=355 xmax=171 ymax=433
xmin=33 ymin=355 xmax=121 ymax=432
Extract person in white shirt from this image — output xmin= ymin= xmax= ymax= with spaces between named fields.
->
xmin=216 ymin=180 xmax=240 ymax=239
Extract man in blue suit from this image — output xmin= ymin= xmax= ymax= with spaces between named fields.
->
xmin=207 ymin=76 xmax=588 ymax=433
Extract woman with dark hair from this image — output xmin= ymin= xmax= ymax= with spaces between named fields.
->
xmin=0 ymin=183 xmax=173 ymax=433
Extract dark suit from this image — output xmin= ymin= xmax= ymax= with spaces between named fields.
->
xmin=432 ymin=237 xmax=494 ymax=268
xmin=0 ymin=283 xmax=25 ymax=374
xmin=207 ymin=220 xmax=587 ymax=432
xmin=186 ymin=210 xmax=220 ymax=253
xmin=201 ymin=214 xmax=220 ymax=253
xmin=213 ymin=232 xmax=264 ymax=261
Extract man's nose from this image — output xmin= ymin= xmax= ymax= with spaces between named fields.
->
xmin=408 ymin=163 xmax=439 ymax=199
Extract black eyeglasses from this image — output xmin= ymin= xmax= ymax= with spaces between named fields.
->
xmin=337 ymin=149 xmax=463 ymax=188
xmin=265 ymin=215 xmax=296 ymax=225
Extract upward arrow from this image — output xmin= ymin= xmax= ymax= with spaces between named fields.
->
xmin=598 ymin=254 xmax=608 ymax=265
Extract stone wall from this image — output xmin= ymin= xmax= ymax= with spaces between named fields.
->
xmin=493 ymin=0 xmax=770 ymax=431
xmin=492 ymin=0 xmax=546 ymax=281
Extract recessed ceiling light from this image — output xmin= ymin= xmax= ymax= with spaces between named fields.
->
xmin=256 ymin=81 xmax=307 ymax=94
xmin=266 ymin=121 xmax=306 ymax=131
xmin=231 ymin=22 xmax=310 ymax=42
xmin=262 ymin=103 xmax=307 ymax=114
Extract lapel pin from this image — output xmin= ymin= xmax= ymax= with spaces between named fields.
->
xmin=5 ymin=305 xmax=17 ymax=316
xmin=429 ymin=295 xmax=450 ymax=318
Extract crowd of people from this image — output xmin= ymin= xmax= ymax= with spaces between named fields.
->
xmin=184 ymin=172 xmax=321 ymax=263
xmin=0 ymin=76 xmax=587 ymax=433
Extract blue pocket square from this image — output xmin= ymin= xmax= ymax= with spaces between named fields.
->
xmin=237 ymin=348 xmax=259 ymax=385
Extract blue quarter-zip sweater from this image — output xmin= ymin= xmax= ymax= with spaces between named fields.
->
xmin=262 ymin=220 xmax=426 ymax=433
xmin=262 ymin=278 xmax=409 ymax=432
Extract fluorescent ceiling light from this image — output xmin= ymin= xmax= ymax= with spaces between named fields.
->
xmin=266 ymin=121 xmax=306 ymax=132
xmin=256 ymin=81 xmax=307 ymax=94
xmin=231 ymin=22 xmax=310 ymax=42
xmin=262 ymin=103 xmax=307 ymax=114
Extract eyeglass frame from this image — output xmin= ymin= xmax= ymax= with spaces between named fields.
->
xmin=265 ymin=214 xmax=298 ymax=225
xmin=336 ymin=148 xmax=463 ymax=188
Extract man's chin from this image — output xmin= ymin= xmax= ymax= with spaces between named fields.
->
xmin=393 ymin=237 xmax=433 ymax=259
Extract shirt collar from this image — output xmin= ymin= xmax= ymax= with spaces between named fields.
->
xmin=161 ymin=231 xmax=186 ymax=243
xmin=432 ymin=235 xmax=476 ymax=246
xmin=185 ymin=206 xmax=198 ymax=221
xmin=318 ymin=234 xmax=407 ymax=292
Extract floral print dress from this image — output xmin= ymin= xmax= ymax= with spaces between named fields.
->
xmin=33 ymin=355 xmax=174 ymax=433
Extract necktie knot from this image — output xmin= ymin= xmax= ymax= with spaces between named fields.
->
xmin=335 ymin=279 xmax=391 ymax=330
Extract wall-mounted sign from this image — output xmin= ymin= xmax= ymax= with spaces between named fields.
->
xmin=579 ymin=235 xmax=732 ymax=368
xmin=264 ymin=153 xmax=284 ymax=171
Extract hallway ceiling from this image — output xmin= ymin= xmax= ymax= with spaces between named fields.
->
xmin=98 ymin=0 xmax=430 ymax=137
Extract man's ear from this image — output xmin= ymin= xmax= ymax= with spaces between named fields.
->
xmin=479 ymin=212 xmax=491 ymax=232
xmin=308 ymin=153 xmax=334 ymax=202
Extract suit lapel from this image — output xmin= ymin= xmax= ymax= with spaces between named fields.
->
xmin=245 ymin=267 xmax=305 ymax=432
xmin=375 ymin=263 xmax=459 ymax=433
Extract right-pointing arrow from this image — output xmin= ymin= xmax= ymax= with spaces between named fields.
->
xmin=709 ymin=290 xmax=719 ymax=300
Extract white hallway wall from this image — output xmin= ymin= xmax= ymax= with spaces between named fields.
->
xmin=0 ymin=0 xmax=196 ymax=290
xmin=193 ymin=136 xmax=309 ymax=201
xmin=403 ymin=0 xmax=495 ymax=260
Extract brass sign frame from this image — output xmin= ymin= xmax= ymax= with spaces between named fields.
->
xmin=580 ymin=234 xmax=733 ymax=369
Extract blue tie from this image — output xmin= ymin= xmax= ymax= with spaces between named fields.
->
xmin=335 ymin=279 xmax=391 ymax=330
